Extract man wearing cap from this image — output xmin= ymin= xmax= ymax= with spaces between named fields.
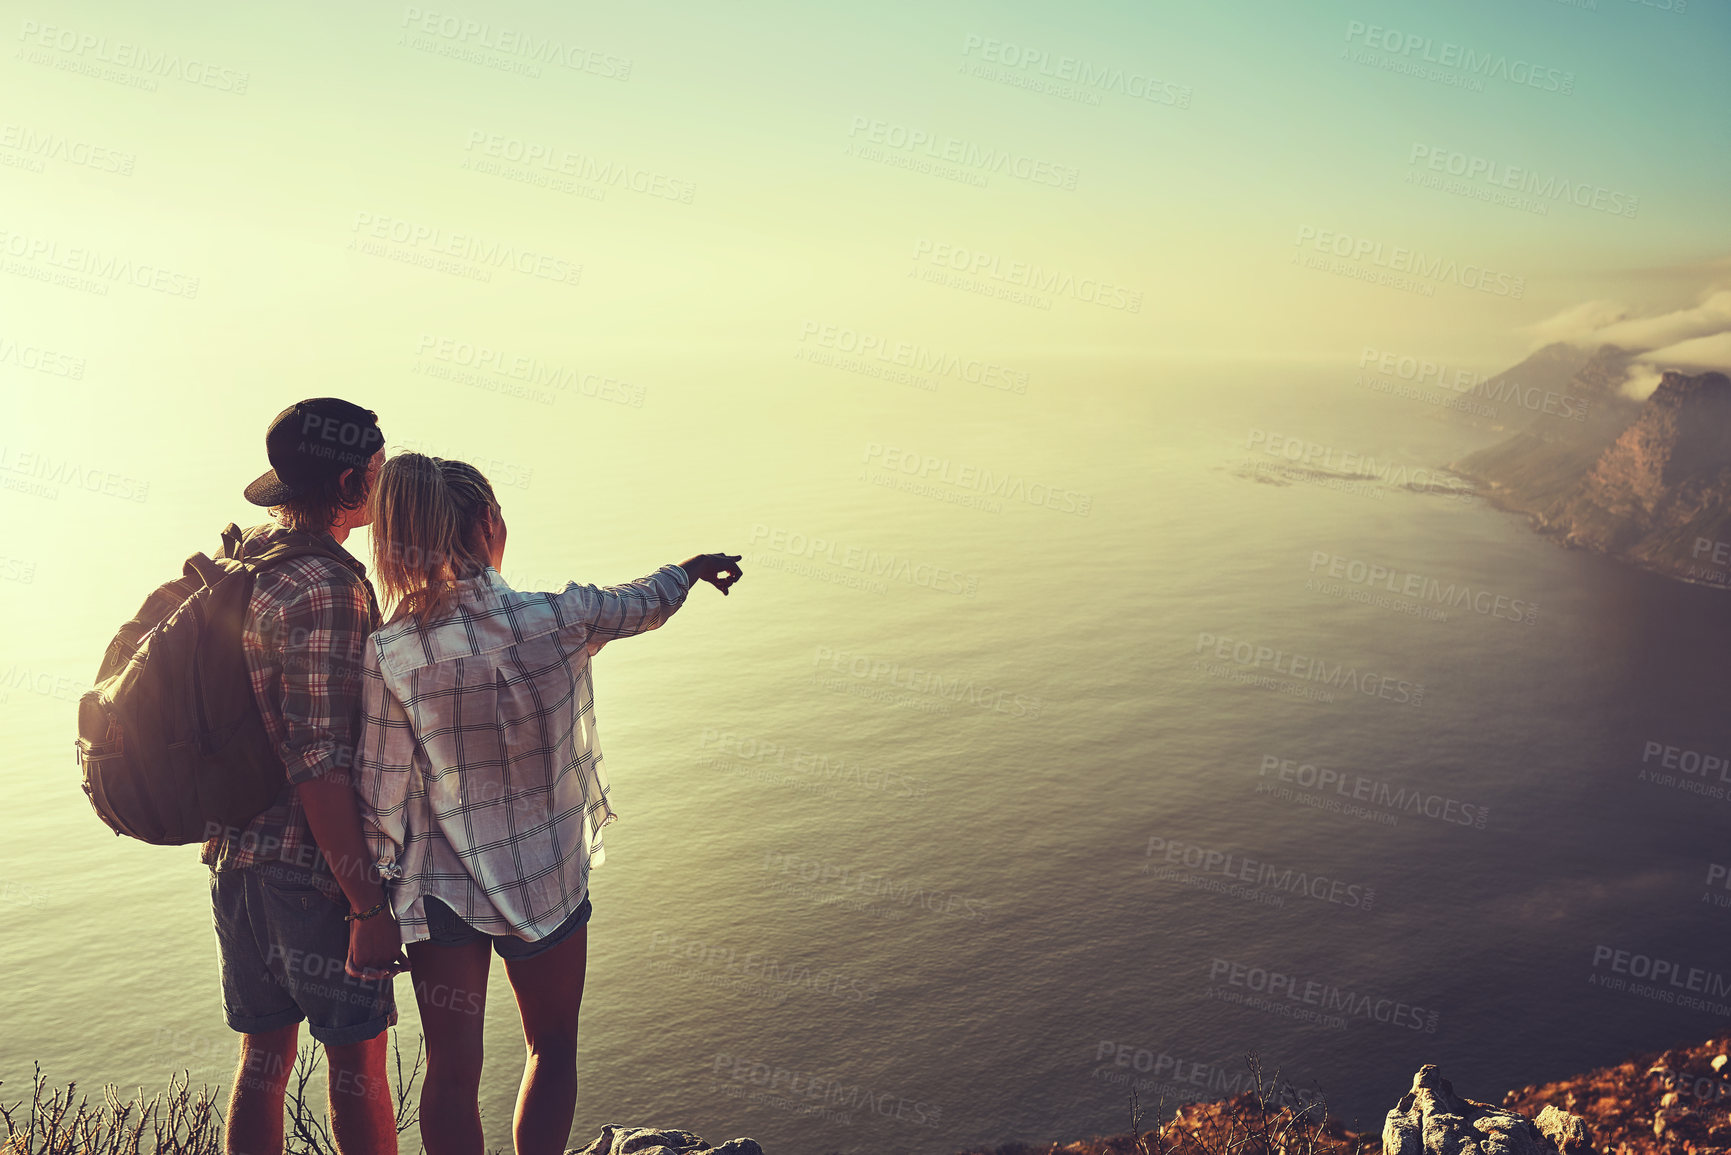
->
xmin=203 ymin=398 xmax=406 ymax=1155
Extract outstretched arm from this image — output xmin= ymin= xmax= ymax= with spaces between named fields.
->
xmin=553 ymin=554 xmax=742 ymax=654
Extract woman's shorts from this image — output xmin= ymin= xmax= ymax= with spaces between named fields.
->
xmin=420 ymin=894 xmax=592 ymax=961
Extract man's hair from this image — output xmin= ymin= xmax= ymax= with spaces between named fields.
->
xmin=369 ymin=453 xmax=499 ymax=624
xmin=270 ymin=467 xmax=372 ymax=534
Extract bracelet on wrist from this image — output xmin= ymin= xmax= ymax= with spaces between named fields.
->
xmin=345 ymin=899 xmax=387 ymax=923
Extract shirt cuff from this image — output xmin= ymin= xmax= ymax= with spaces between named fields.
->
xmin=282 ymin=743 xmax=357 ymax=786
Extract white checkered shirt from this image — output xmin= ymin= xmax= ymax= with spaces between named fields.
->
xmin=357 ymin=563 xmax=690 ymax=943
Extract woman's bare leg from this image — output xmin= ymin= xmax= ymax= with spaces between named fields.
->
xmin=406 ymin=938 xmax=492 ymax=1155
xmin=501 ymin=927 xmax=587 ymax=1155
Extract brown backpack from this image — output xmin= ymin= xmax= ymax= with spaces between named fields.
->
xmin=75 ymin=523 xmax=366 ymax=845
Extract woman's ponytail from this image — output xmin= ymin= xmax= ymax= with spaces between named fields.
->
xmin=370 ymin=452 xmax=500 ymax=623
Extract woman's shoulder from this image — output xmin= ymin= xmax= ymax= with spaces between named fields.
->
xmin=374 ymin=576 xmax=568 ymax=673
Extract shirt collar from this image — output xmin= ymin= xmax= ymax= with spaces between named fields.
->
xmin=242 ymin=521 xmax=369 ymax=577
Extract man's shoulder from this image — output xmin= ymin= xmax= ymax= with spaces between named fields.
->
xmin=245 ymin=533 xmax=372 ymax=624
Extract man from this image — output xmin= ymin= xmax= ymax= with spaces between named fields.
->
xmin=202 ymin=397 xmax=408 ymax=1155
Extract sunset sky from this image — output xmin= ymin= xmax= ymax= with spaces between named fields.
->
xmin=2 ymin=0 xmax=1727 ymax=561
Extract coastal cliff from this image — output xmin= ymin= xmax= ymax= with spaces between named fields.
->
xmin=1450 ymin=346 xmax=1731 ymax=588
xmin=961 ymin=1033 xmax=1731 ymax=1155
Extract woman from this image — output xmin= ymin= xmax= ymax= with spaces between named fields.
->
xmin=353 ymin=453 xmax=741 ymax=1155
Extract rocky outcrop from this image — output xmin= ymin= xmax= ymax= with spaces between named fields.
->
xmin=1383 ymin=1065 xmax=1593 ymax=1155
xmin=960 ymin=1036 xmax=1731 ymax=1155
xmin=1547 ymin=371 xmax=1731 ymax=573
xmin=1453 ymin=351 xmax=1731 ymax=588
xmin=1451 ymin=345 xmax=1642 ymax=511
xmin=569 ymin=1125 xmax=763 ymax=1155
xmin=1432 ymin=342 xmax=1605 ymax=433
xmin=1503 ymin=1034 xmax=1731 ymax=1155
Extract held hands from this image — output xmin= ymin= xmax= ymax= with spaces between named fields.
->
xmin=680 ymin=553 xmax=744 ymax=595
xmin=346 ymin=910 xmax=410 ymax=981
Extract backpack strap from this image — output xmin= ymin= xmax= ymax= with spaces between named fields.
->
xmin=242 ymin=536 xmax=381 ymax=622
xmin=217 ymin=522 xmax=247 ymax=561
xmin=184 ymin=554 xmax=227 ymax=588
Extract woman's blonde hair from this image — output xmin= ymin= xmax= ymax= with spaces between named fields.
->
xmin=369 ymin=453 xmax=500 ymax=623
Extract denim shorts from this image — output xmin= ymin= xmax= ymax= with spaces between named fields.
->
xmin=210 ymin=859 xmax=397 ymax=1047
xmin=420 ymin=894 xmax=592 ymax=961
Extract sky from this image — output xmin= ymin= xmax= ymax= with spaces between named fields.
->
xmin=0 ymin=0 xmax=1727 ymax=591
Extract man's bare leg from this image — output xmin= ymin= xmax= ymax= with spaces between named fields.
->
xmin=226 ymin=1023 xmax=298 ymax=1155
xmin=325 ymin=1031 xmax=398 ymax=1155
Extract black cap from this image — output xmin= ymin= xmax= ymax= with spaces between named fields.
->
xmin=244 ymin=398 xmax=385 ymax=506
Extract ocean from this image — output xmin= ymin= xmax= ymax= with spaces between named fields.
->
xmin=3 ymin=357 xmax=1726 ymax=1154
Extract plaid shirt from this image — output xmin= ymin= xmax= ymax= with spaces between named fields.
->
xmin=199 ymin=523 xmax=382 ymax=899
xmin=357 ymin=564 xmax=690 ymax=942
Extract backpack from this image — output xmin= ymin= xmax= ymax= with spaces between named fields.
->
xmin=75 ymin=522 xmax=368 ymax=845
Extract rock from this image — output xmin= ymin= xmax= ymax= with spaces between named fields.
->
xmin=1452 ymin=350 xmax=1731 ymax=588
xmin=568 ymin=1124 xmax=764 ymax=1155
xmin=1384 ymin=1065 xmax=1595 ymax=1155
xmin=1536 ymin=1105 xmax=1593 ymax=1155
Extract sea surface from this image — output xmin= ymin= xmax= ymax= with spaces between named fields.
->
xmin=4 ymin=358 xmax=1728 ymax=1154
